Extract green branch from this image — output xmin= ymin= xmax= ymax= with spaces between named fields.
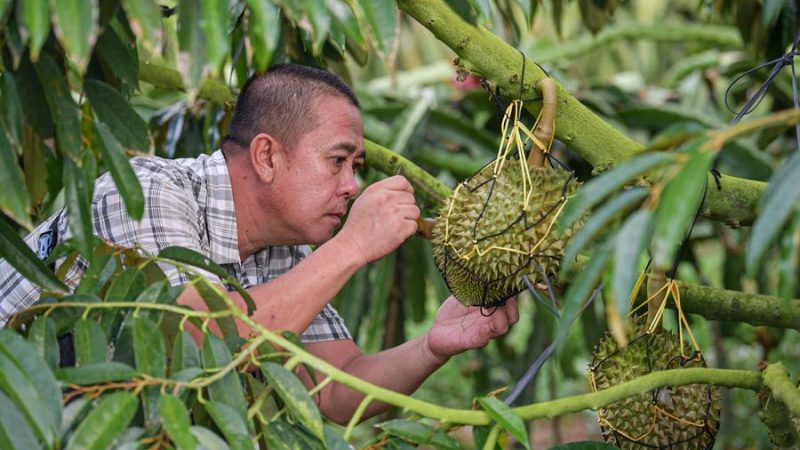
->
xmin=364 ymin=140 xmax=451 ymax=206
xmin=395 ymin=0 xmax=766 ymax=226
xmin=763 ymin=363 xmax=800 ymax=417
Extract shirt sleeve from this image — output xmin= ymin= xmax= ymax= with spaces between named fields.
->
xmin=92 ymin=176 xmax=223 ymax=286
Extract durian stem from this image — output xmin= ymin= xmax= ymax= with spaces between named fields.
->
xmin=760 ymin=388 xmax=799 ymax=448
xmin=763 ymin=363 xmax=800 ymax=418
xmin=527 ymin=78 xmax=556 ymax=168
xmin=646 ymin=270 xmax=668 ymax=330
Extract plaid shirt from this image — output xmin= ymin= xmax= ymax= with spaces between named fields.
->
xmin=0 ymin=150 xmax=351 ymax=343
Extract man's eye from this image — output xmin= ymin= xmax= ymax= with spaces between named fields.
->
xmin=333 ymin=157 xmax=346 ymax=167
xmin=353 ymin=161 xmax=365 ymax=172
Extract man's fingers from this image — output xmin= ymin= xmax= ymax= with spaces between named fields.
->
xmin=382 ymin=175 xmax=415 ymax=193
xmin=490 ymin=311 xmax=509 ymax=336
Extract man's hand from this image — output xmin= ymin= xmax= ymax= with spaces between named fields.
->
xmin=336 ymin=175 xmax=419 ymax=265
xmin=424 ymin=296 xmax=520 ymax=362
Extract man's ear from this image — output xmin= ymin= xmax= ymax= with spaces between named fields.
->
xmin=248 ymin=133 xmax=283 ymax=183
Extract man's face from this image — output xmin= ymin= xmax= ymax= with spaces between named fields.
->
xmin=271 ymin=94 xmax=365 ymax=245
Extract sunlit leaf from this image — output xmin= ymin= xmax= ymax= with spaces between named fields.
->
xmin=159 ymin=246 xmax=229 ymax=279
xmin=652 ymin=150 xmax=714 ymax=271
xmin=260 ymin=362 xmax=324 ymax=439
xmin=120 ymin=0 xmax=163 ymax=53
xmin=51 ymin=0 xmax=99 ymax=73
xmin=357 ymin=0 xmax=399 ymax=64
xmin=177 ymin=0 xmax=207 ymax=97
xmin=246 ymin=0 xmax=281 ymax=71
xmin=476 ymin=397 xmax=530 ymax=449
xmin=93 ymin=121 xmax=145 ymax=219
xmin=160 ymin=395 xmax=197 ymax=450
xmin=199 ymin=0 xmax=229 ymax=75
xmin=191 ymin=426 xmax=231 ymax=450
xmin=559 ymin=152 xmax=674 ymax=233
xmin=65 ymin=391 xmax=138 ymax=450
xmin=304 ymin=0 xmax=331 ymax=55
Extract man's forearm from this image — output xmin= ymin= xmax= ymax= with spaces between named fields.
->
xmin=179 ymin=235 xmax=362 ymax=342
xmin=317 ymin=333 xmax=449 ymax=424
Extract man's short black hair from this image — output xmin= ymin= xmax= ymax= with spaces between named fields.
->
xmin=224 ymin=64 xmax=359 ymax=152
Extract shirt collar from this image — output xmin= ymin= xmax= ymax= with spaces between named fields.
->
xmin=202 ymin=150 xmax=241 ymax=265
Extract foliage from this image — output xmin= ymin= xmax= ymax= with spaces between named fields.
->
xmin=1 ymin=0 xmax=800 ymax=449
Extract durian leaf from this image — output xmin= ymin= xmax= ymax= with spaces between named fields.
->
xmin=259 ymin=362 xmax=324 ymax=440
xmin=746 ymin=151 xmax=800 ymax=276
xmin=476 ymin=397 xmax=530 ymax=449
xmin=555 ymin=239 xmax=613 ymax=353
xmin=159 ymin=395 xmax=197 ymax=450
xmin=651 ymin=150 xmax=714 ymax=272
xmin=612 ymin=209 xmax=653 ymax=317
xmin=133 ymin=315 xmax=166 ymax=429
xmin=65 ymin=391 xmax=138 ymax=450
xmin=73 ymin=318 xmax=108 ymax=365
xmin=548 ymin=442 xmax=618 ymax=449
xmin=56 ymin=362 xmax=138 ymax=385
xmin=323 ymin=425 xmax=351 ymax=450
xmin=27 ymin=316 xmax=59 ymax=370
xmin=561 ymin=187 xmax=648 ymax=274
xmin=202 ymin=334 xmax=250 ymax=428
xmin=778 ymin=209 xmax=800 ymax=299
xmin=246 ymin=0 xmax=281 ymax=72
xmin=377 ymin=419 xmax=461 ymax=450
xmin=0 ymin=391 xmax=41 ymax=450
xmin=0 ymin=216 xmax=67 ymax=293
xmin=191 ymin=426 xmax=231 ymax=450
xmin=203 ymin=402 xmax=255 ymax=450
xmin=558 ymin=152 xmax=674 ymax=233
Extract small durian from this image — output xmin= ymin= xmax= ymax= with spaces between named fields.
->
xmin=432 ymin=160 xmax=580 ymax=306
xmin=590 ymin=320 xmax=721 ymax=450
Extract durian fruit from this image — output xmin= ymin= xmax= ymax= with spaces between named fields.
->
xmin=431 ymin=160 xmax=580 ymax=306
xmin=590 ymin=319 xmax=721 ymax=450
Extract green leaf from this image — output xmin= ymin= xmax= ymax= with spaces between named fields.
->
xmin=50 ymin=0 xmax=99 ymax=72
xmin=202 ymin=334 xmax=250 ymax=425
xmin=160 ymin=395 xmax=197 ymax=450
xmin=558 ymin=152 xmax=674 ymax=233
xmin=74 ymin=318 xmax=108 ymax=365
xmin=246 ymin=0 xmax=281 ymax=71
xmin=476 ymin=397 xmax=530 ymax=449
xmin=56 ymin=362 xmax=138 ymax=385
xmin=120 ymin=0 xmax=163 ymax=53
xmin=0 ymin=331 xmax=61 ymax=447
xmin=778 ymin=210 xmax=800 ymax=299
xmin=0 ymin=128 xmax=30 ymax=226
xmin=763 ymin=0 xmax=788 ymax=26
xmin=199 ymin=0 xmax=229 ymax=74
xmin=0 ymin=217 xmax=66 ymax=293
xmin=65 ymin=391 xmax=138 ymax=450
xmin=561 ymin=188 xmax=648 ymax=274
xmin=177 ymin=0 xmax=207 ymax=96
xmin=27 ymin=316 xmax=59 ymax=369
xmin=194 ymin=279 xmax=241 ymax=339
xmin=16 ymin=0 xmax=50 ymax=60
xmin=323 ymin=425 xmax=351 ymax=450
xmin=0 ymin=390 xmax=41 ymax=450
xmin=172 ymin=329 xmax=201 ymax=373
xmin=555 ymin=239 xmax=613 ymax=350
xmin=357 ymin=0 xmax=399 ymax=60
xmin=377 ymin=419 xmax=460 ymax=450
xmin=95 ymin=21 xmax=140 ymax=89
xmin=191 ymin=426 xmax=231 ymax=450
xmin=133 ymin=315 xmax=166 ymax=428
xmin=263 ymin=419 xmax=323 ymax=450
xmin=34 ymin=53 xmax=82 ymax=159
xmin=159 ymin=246 xmax=229 ymax=279
xmin=612 ymin=210 xmax=653 ymax=317
xmin=651 ymin=150 xmax=714 ymax=271
xmin=204 ymin=402 xmax=256 ymax=450
xmin=304 ymin=0 xmax=331 ymax=55
xmin=747 ymin=151 xmax=800 ymax=275
xmin=548 ymin=442 xmax=618 ymax=450
xmin=260 ymin=362 xmax=324 ymax=439
xmin=106 ymin=267 xmax=146 ymax=302
xmin=0 ymin=72 xmax=23 ymax=148
xmin=85 ymin=79 xmax=150 ymax=153
xmin=75 ymin=248 xmax=117 ymax=295
xmin=63 ymin=157 xmax=94 ymax=258
xmin=94 ymin=121 xmax=145 ymax=219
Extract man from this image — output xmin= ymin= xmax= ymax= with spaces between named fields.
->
xmin=0 ymin=64 xmax=518 ymax=423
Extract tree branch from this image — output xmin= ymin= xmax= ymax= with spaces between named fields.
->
xmin=395 ymin=0 xmax=766 ymax=226
xmin=763 ymin=363 xmax=800 ymax=417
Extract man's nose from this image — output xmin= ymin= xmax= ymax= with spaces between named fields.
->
xmin=341 ymin=170 xmax=360 ymax=199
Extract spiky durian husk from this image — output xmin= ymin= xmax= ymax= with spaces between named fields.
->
xmin=432 ymin=161 xmax=580 ymax=306
xmin=590 ymin=321 xmax=721 ymax=450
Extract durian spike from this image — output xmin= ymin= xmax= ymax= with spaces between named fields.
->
xmin=528 ymin=77 xmax=557 ymax=169
xmin=416 ymin=216 xmax=436 ymax=240
xmin=646 ymin=269 xmax=668 ymax=331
